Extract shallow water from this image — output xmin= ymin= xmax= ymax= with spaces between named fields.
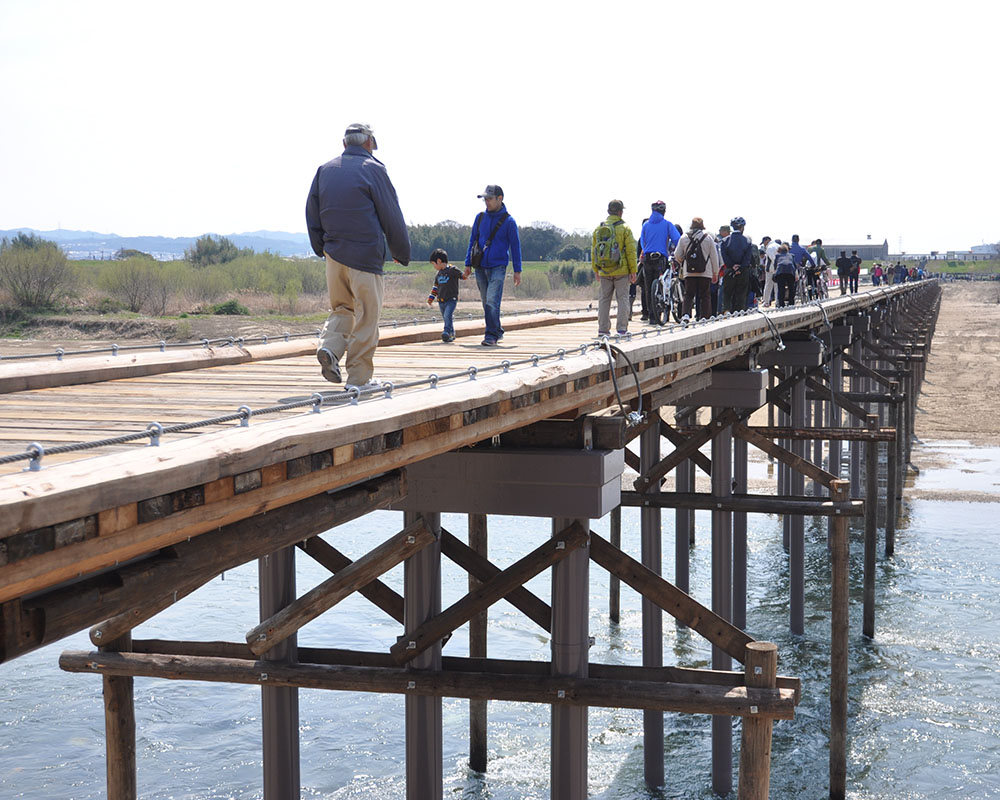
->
xmin=2 ymin=449 xmax=1000 ymax=799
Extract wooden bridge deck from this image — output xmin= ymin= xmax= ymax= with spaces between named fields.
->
xmin=0 ymin=287 xmax=914 ymax=609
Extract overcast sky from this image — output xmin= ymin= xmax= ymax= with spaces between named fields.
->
xmin=1 ymin=0 xmax=996 ymax=254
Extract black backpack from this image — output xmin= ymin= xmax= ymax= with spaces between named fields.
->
xmin=685 ymin=231 xmax=708 ymax=273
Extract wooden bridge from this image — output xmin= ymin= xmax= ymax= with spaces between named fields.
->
xmin=0 ymin=282 xmax=940 ymax=800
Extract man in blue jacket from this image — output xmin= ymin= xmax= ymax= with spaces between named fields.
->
xmin=465 ymin=185 xmax=522 ymax=346
xmin=306 ymin=123 xmax=410 ymax=388
xmin=637 ymin=200 xmax=681 ymax=322
xmin=720 ymin=216 xmax=752 ymax=313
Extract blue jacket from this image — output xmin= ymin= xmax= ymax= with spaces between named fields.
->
xmin=306 ymin=145 xmax=411 ymax=273
xmin=789 ymin=241 xmax=815 ymax=269
xmin=465 ymin=204 xmax=522 ymax=271
xmin=774 ymin=251 xmax=796 ymax=276
xmin=721 ymin=230 xmax=752 ymax=270
xmin=639 ymin=211 xmax=680 ymax=257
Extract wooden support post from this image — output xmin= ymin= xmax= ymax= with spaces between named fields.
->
xmin=733 ymin=435 xmax=748 ymax=631
xmin=790 ymin=377 xmax=806 ymax=636
xmin=609 ymin=506 xmax=621 ymax=624
xmin=639 ymin=422 xmax=664 ymax=787
xmin=812 ymin=399 xmax=824 ymax=497
xmin=849 ymin=338 xmax=863 ymax=498
xmin=551 ymin=516 xmax=590 ymax=800
xmin=711 ymin=408 xmax=733 ymax=797
xmin=829 ymin=480 xmax=850 ymax=800
xmin=885 ymin=381 xmax=899 ymax=556
xmin=102 ymin=632 xmax=136 ymax=800
xmin=259 ymin=546 xmax=300 ymax=800
xmin=404 ymin=511 xmax=443 ymax=800
xmin=468 ymin=513 xmax=488 ymax=773
xmin=737 ymin=641 xmax=778 ymax=800
xmin=675 ymin=408 xmax=696 ymax=594
xmin=863 ymin=415 xmax=879 ymax=639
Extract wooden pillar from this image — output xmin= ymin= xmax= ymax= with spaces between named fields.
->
xmin=468 ymin=513 xmax=488 ymax=773
xmin=102 ymin=632 xmax=136 ymax=800
xmin=885 ymin=382 xmax=899 ymax=556
xmin=675 ymin=408 xmax=696 ymax=595
xmin=711 ymin=409 xmax=733 ymax=797
xmin=404 ymin=511 xmax=443 ymax=800
xmin=551 ymin=516 xmax=590 ymax=800
xmin=789 ymin=377 xmax=806 ymax=636
xmin=863 ymin=414 xmax=879 ymax=639
xmin=829 ymin=480 xmax=850 ymax=800
xmin=733 ymin=434 xmax=748 ymax=631
xmin=737 ymin=641 xmax=778 ymax=800
xmin=812 ymin=399 xmax=824 ymax=496
xmin=827 ymin=345 xmax=844 ymax=546
xmin=259 ymin=546 xmax=300 ymax=800
xmin=849 ymin=338 xmax=862 ymax=498
xmin=640 ymin=423 xmax=664 ymax=787
xmin=609 ymin=506 xmax=621 ymax=624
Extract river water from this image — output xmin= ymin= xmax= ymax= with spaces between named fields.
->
xmin=2 ymin=442 xmax=999 ymax=799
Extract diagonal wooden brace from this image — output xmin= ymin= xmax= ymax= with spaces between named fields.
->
xmin=732 ymin=423 xmax=839 ymax=490
xmin=247 ymin=518 xmax=435 ymax=656
xmin=390 ymin=521 xmax=588 ymax=665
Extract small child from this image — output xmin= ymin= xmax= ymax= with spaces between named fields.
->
xmin=426 ymin=248 xmax=468 ymax=342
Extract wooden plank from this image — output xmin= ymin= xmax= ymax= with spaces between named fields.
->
xmin=620 ymin=490 xmax=864 ymax=517
xmin=247 ymin=518 xmax=435 ymax=656
xmin=660 ymin=418 xmax=712 ymax=476
xmin=59 ymin=650 xmax=798 ymax=719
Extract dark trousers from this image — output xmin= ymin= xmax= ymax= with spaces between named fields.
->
xmin=775 ymin=274 xmax=796 ymax=307
xmin=838 ymin=272 xmax=849 ymax=295
xmin=849 ymin=272 xmax=859 ymax=293
xmin=722 ymin=269 xmax=749 ymax=313
xmin=682 ymin=276 xmax=712 ymax=319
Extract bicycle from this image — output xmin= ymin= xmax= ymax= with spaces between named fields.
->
xmin=649 ymin=260 xmax=684 ymax=325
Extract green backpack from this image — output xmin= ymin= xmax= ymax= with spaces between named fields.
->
xmin=594 ymin=219 xmax=623 ymax=270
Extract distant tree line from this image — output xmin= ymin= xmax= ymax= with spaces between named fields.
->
xmin=407 ymin=221 xmax=590 ymax=264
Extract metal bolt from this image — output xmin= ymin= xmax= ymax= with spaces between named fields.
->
xmin=407 ymin=680 xmax=416 ymax=689
xmin=407 ymin=641 xmax=416 ymax=649
xmin=555 ymin=541 xmax=565 ymax=550
xmin=93 ymin=630 xmax=102 ymax=639
xmin=754 ymin=666 xmax=763 ymax=675
xmin=557 ymin=690 xmax=566 ymax=699
xmin=750 ymin=705 xmax=758 ymax=714
xmin=260 ymin=673 xmax=268 ymax=681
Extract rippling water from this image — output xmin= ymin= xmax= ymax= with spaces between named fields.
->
xmin=3 ymin=446 xmax=999 ymax=799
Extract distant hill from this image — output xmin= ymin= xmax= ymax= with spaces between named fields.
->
xmin=0 ymin=228 xmax=314 ymax=260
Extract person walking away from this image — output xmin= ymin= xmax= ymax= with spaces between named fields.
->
xmin=307 ymin=122 xmax=410 ymax=388
xmin=712 ymin=224 xmax=730 ymax=316
xmin=849 ymin=249 xmax=862 ymax=293
xmin=773 ymin=243 xmax=797 ymax=307
xmin=721 ymin=216 xmax=752 ymax=313
xmin=638 ymin=200 xmax=681 ymax=322
xmin=674 ymin=217 xmax=720 ymax=320
xmin=789 ymin=234 xmax=816 ymax=299
xmin=592 ymin=200 xmax=638 ymax=336
xmin=835 ymin=250 xmax=852 ymax=295
xmin=465 ymin=185 xmax=522 ymax=346
xmin=761 ymin=236 xmax=778 ymax=306
xmin=426 ymin=248 xmax=468 ymax=342
xmin=872 ymin=263 xmax=883 ymax=286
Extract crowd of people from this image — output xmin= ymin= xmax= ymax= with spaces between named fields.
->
xmin=304 ymin=122 xmax=928 ymax=387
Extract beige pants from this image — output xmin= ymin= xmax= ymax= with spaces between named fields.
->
xmin=598 ymin=274 xmax=631 ymax=334
xmin=321 ymin=255 xmax=383 ymax=385
xmin=762 ymin=269 xmax=775 ymax=305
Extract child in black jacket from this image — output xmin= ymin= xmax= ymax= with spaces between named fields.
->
xmin=426 ymin=248 xmax=469 ymax=342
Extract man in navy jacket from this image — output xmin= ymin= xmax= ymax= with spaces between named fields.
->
xmin=306 ymin=123 xmax=410 ymax=387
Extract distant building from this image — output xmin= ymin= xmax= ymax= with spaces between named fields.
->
xmin=821 ymin=239 xmax=889 ymax=261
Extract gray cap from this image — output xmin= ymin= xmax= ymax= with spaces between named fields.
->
xmin=477 ymin=184 xmax=504 ymax=199
xmin=345 ymin=122 xmax=374 ymax=138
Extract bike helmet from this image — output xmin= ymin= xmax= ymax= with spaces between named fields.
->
xmin=651 ymin=200 xmax=666 ymax=214
xmin=730 ymin=216 xmax=746 ymax=229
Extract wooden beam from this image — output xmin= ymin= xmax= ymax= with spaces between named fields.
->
xmin=732 ymin=424 xmax=839 ymax=489
xmin=620 ymin=491 xmax=863 ymax=517
xmin=741 ymin=426 xmax=896 ymax=442
xmin=247 ymin=518 xmax=435 ymax=656
xmin=660 ymin=419 xmax=712 ymax=476
xmin=633 ymin=407 xmax=744 ymax=493
xmin=841 ymin=352 xmax=892 ymax=387
xmin=2 ymin=473 xmax=405 ymax=664
xmin=296 ymin=535 xmax=404 ymax=624
xmin=439 ymin=528 xmax=551 ymax=632
xmin=805 ymin=377 xmax=870 ymax=423
xmin=498 ymin=416 xmax=627 ymax=450
xmin=588 ymin=531 xmax=753 ymax=663
xmin=59 ymin=650 xmax=797 ymax=720
xmin=390 ymin=522 xmax=588 ymax=665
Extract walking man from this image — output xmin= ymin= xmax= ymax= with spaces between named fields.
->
xmin=465 ymin=185 xmax=522 ymax=346
xmin=592 ymin=200 xmax=637 ymax=336
xmin=835 ymin=250 xmax=852 ymax=295
xmin=306 ymin=123 xmax=410 ymax=388
xmin=849 ymin=250 xmax=862 ymax=293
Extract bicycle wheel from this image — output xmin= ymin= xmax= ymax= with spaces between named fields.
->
xmin=650 ymin=278 xmax=667 ymax=326
xmin=670 ymin=279 xmax=685 ymax=322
